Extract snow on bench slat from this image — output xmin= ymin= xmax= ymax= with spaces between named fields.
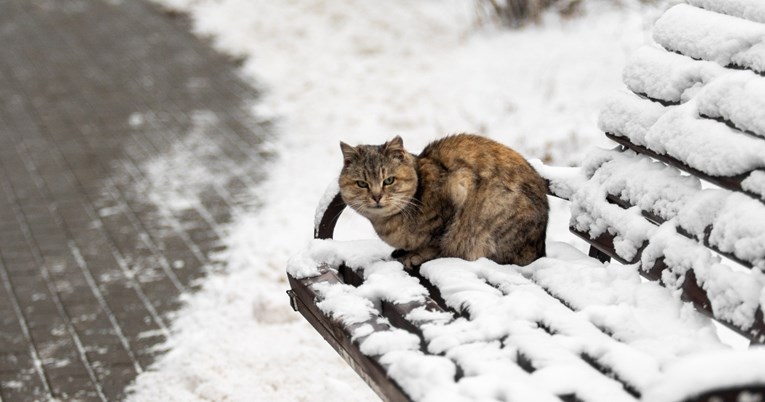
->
xmin=415 ymin=258 xmax=643 ymax=401
xmin=640 ymin=224 xmax=765 ymax=334
xmin=743 ymin=171 xmax=765 ymax=199
xmin=624 ymin=46 xmax=765 ymax=138
xmin=443 ymin=342 xmax=561 ymax=402
xmin=314 ymin=178 xmax=340 ymax=232
xmin=623 ymin=46 xmax=724 ymax=104
xmin=288 ymin=239 xmax=743 ymax=401
xmin=419 ymin=246 xmax=731 ymax=400
xmin=642 ymin=348 xmax=765 ymax=402
xmin=653 ymin=4 xmax=765 ymax=73
xmin=289 ymin=241 xmax=463 ymax=401
xmin=528 ymin=159 xmax=584 ymax=200
xmin=697 ymin=70 xmax=765 ymax=138
xmin=599 ymin=91 xmax=765 ymax=178
xmin=687 ymin=0 xmax=765 ymax=24
xmin=568 ymin=152 xmax=765 ymax=332
xmin=289 ymin=241 xmax=564 ymax=401
xmin=586 ymin=148 xmax=765 ymax=269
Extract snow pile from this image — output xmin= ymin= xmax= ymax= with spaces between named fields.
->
xmin=545 ymin=0 xmax=765 ymax=352
xmin=603 ymin=2 xmax=765 ymax=207
xmin=622 ymin=46 xmax=724 ymax=104
xmin=654 ymin=4 xmax=765 ymax=73
xmin=743 ymin=171 xmax=765 ymax=199
xmin=643 ymin=348 xmax=765 ymax=402
xmin=623 ymin=46 xmax=765 ymax=138
xmin=538 ymin=146 xmax=765 ymax=331
xmin=599 ymin=92 xmax=765 ymax=178
xmin=528 ymin=159 xmax=584 ymax=200
xmin=576 ymin=149 xmax=765 ymax=269
xmin=687 ymin=0 xmax=765 ymax=23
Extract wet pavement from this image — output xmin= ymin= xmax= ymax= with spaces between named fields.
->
xmin=0 ymin=0 xmax=269 ymax=400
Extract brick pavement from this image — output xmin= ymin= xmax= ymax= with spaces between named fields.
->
xmin=0 ymin=0 xmax=269 ymax=400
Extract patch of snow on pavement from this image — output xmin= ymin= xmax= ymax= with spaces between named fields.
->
xmin=129 ymin=0 xmax=668 ymax=400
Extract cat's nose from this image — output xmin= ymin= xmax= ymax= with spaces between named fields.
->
xmin=371 ymin=193 xmax=382 ymax=203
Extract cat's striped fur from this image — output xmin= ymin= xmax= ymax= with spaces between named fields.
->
xmin=339 ymin=134 xmax=548 ymax=268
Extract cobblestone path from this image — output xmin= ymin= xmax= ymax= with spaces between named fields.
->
xmin=0 ymin=0 xmax=268 ymax=400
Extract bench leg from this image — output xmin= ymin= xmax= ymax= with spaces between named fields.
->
xmin=588 ymin=245 xmax=612 ymax=263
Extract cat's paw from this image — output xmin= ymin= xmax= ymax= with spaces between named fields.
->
xmin=394 ymin=249 xmax=434 ymax=270
xmin=391 ymin=249 xmax=408 ymax=259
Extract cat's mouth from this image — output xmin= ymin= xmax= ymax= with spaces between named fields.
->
xmin=364 ymin=202 xmax=395 ymax=216
xmin=366 ymin=204 xmax=385 ymax=212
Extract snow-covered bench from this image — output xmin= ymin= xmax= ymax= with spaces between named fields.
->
xmin=286 ymin=2 xmax=765 ymax=401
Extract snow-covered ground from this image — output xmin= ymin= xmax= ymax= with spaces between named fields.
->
xmin=128 ymin=1 xmax=673 ymax=400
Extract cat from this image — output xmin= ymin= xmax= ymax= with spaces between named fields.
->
xmin=338 ymin=133 xmax=549 ymax=269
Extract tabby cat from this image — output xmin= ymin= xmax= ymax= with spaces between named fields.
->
xmin=339 ymin=134 xmax=548 ymax=269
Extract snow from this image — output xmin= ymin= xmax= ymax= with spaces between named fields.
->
xmin=643 ymin=348 xmax=765 ymax=402
xmin=743 ymin=170 xmax=765 ymax=198
xmin=640 ymin=224 xmax=765 ymax=331
xmin=551 ymin=146 xmax=765 ymax=330
xmin=696 ymin=71 xmax=765 ymax=138
xmin=654 ymin=4 xmax=765 ymax=73
xmin=573 ymin=148 xmax=765 ymax=268
xmin=284 ymin=234 xmax=765 ymax=400
xmin=598 ymin=90 xmax=665 ymax=146
xmin=600 ymin=92 xmax=765 ymax=177
xmin=687 ymin=0 xmax=765 ymax=24
xmin=623 ymin=46 xmax=765 ymax=138
xmin=623 ymin=45 xmax=725 ymax=104
xmin=285 ymin=239 xmax=732 ymax=401
xmin=125 ymin=0 xmax=765 ymax=401
xmin=379 ymin=351 xmax=458 ymax=402
xmin=529 ymin=159 xmax=584 ymax=200
xmin=416 ymin=245 xmax=724 ymax=400
xmin=286 ymin=238 xmax=392 ymax=279
xmin=313 ymin=179 xmax=341 ymax=232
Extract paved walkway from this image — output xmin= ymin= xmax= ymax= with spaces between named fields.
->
xmin=0 ymin=0 xmax=268 ymax=400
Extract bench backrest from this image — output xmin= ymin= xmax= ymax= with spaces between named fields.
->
xmin=544 ymin=1 xmax=765 ymax=344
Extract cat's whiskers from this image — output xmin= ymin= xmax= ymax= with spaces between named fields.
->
xmin=388 ymin=196 xmax=421 ymax=221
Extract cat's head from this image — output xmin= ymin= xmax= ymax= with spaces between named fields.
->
xmin=338 ymin=136 xmax=418 ymax=219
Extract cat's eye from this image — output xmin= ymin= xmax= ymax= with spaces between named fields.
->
xmin=383 ymin=177 xmax=395 ymax=186
xmin=356 ymin=180 xmax=368 ymax=188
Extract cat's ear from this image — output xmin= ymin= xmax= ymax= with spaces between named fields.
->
xmin=340 ymin=141 xmax=357 ymax=166
xmin=385 ymin=135 xmax=404 ymax=151
xmin=383 ymin=136 xmax=405 ymax=158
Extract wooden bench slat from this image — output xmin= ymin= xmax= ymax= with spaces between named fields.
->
xmin=548 ymin=148 xmax=765 ymax=343
xmin=344 ymin=259 xmax=647 ymax=400
xmin=287 ymin=267 xmax=411 ymax=402
xmin=578 ymin=148 xmax=765 ymax=270
xmin=599 ymin=92 xmax=765 ymax=195
xmin=606 ymin=133 xmax=765 ymax=202
xmin=577 ymin=225 xmax=765 ymax=343
xmin=570 ymin=225 xmax=765 ymax=344
xmin=604 ymin=133 xmax=761 ymax=200
xmin=604 ymin=191 xmax=765 ymax=270
xmin=291 ymin=191 xmax=765 ymax=401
